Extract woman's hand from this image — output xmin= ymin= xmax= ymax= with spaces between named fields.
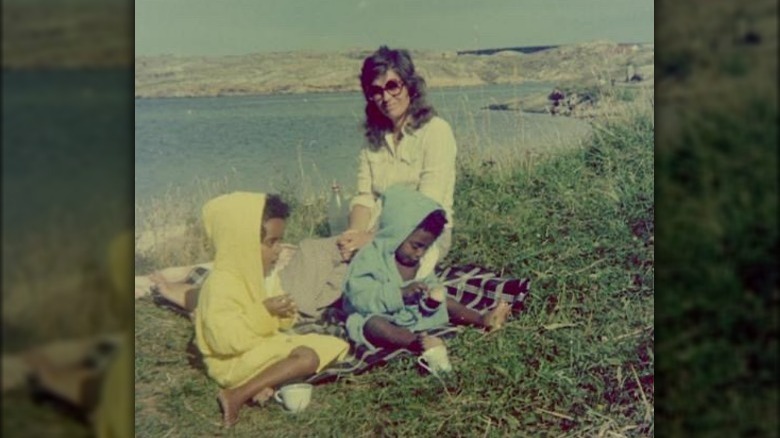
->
xmin=263 ymin=295 xmax=297 ymax=318
xmin=401 ymin=282 xmax=429 ymax=304
xmin=336 ymin=230 xmax=373 ymax=262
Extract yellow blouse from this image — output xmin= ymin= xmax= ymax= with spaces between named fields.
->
xmin=350 ymin=116 xmax=457 ymax=231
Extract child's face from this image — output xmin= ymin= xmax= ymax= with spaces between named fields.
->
xmin=395 ymin=228 xmax=437 ymax=267
xmin=260 ymin=218 xmax=286 ymax=277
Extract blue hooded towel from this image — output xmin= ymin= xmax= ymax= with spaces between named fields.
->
xmin=342 ymin=185 xmax=449 ymax=349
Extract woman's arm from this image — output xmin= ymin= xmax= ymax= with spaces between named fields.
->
xmin=348 ymin=148 xmax=376 ymax=231
xmin=338 ymin=148 xmax=377 ymax=259
xmin=337 ymin=206 xmax=375 ymax=261
xmin=348 ymin=204 xmax=373 ymax=233
xmin=418 ymin=119 xmax=457 ymax=216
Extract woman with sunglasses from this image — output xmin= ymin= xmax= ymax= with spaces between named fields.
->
xmin=335 ymin=46 xmax=456 ymax=263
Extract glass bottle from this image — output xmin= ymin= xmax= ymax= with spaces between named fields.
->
xmin=328 ymin=181 xmax=349 ymax=236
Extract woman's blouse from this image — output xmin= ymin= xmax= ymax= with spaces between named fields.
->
xmin=350 ymin=116 xmax=457 ymax=231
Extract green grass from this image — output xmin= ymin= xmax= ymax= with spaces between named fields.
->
xmin=1 ymin=393 xmax=92 ymax=438
xmin=133 ymin=108 xmax=655 ymax=436
xmin=654 ymin=95 xmax=778 ymax=436
xmin=652 ymin=1 xmax=778 ymax=434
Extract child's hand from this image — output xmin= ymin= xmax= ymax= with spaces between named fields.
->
xmin=419 ymin=286 xmax=446 ymax=315
xmin=401 ymin=282 xmax=428 ymax=304
xmin=263 ymin=295 xmax=297 ymax=318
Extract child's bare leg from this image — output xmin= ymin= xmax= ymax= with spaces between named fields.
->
xmin=154 ymin=264 xmax=213 ymax=283
xmin=150 ymin=272 xmax=200 ymax=312
xmin=34 ymin=365 xmax=102 ymax=410
xmin=446 ymin=298 xmax=511 ymax=330
xmin=445 ymin=298 xmax=483 ymax=326
xmin=363 ymin=316 xmax=427 ymax=353
xmin=217 ymin=346 xmax=319 ymax=427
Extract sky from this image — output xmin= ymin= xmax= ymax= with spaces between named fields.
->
xmin=135 ymin=0 xmax=654 ymax=56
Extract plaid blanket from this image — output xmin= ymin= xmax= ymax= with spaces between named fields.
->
xmin=169 ymin=264 xmax=530 ymax=383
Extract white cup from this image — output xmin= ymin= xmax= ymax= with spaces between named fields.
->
xmin=273 ymin=383 xmax=313 ymax=413
xmin=417 ymin=344 xmax=453 ymax=376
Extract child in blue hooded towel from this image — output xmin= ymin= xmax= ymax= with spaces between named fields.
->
xmin=343 ymin=185 xmax=511 ymax=359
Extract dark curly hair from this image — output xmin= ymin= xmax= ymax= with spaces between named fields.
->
xmin=261 ymin=193 xmax=290 ymax=239
xmin=360 ymin=46 xmax=437 ymax=148
xmin=417 ymin=209 xmax=448 ymax=239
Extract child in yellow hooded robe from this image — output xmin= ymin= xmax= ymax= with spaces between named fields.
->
xmin=193 ymin=192 xmax=348 ymax=427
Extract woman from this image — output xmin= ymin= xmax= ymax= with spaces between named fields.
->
xmin=147 ymin=46 xmax=459 ymax=318
xmin=336 ymin=45 xmax=457 ymax=262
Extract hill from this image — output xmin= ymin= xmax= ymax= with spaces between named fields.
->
xmin=2 ymin=0 xmax=131 ymax=69
xmin=134 ymin=41 xmax=654 ymax=99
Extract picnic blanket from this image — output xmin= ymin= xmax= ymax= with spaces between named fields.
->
xmin=164 ymin=264 xmax=530 ymax=383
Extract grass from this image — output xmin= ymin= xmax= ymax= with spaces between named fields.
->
xmin=652 ymin=1 xmax=778 ymax=435
xmin=654 ymin=59 xmax=778 ymax=438
xmin=133 ymin=174 xmax=334 ymax=274
xmin=132 ymin=98 xmax=655 ymax=436
xmin=2 ymin=214 xmax=124 ymax=351
xmin=2 ymin=212 xmax=128 ymax=436
xmin=1 ymin=395 xmax=92 ymax=438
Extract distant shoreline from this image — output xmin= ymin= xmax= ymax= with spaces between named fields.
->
xmin=132 ymin=80 xmax=554 ymax=100
xmin=134 ymin=41 xmax=654 ymax=100
xmin=456 ymin=41 xmax=652 ymax=56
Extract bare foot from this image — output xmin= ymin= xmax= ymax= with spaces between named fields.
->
xmin=482 ymin=301 xmax=511 ymax=331
xmin=250 ymin=386 xmax=274 ymax=406
xmin=148 ymin=272 xmax=168 ymax=291
xmin=217 ymin=389 xmax=240 ymax=428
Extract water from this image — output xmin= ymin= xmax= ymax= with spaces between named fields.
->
xmin=2 ymin=69 xmax=132 ymax=246
xmin=135 ymin=83 xmax=592 ymax=210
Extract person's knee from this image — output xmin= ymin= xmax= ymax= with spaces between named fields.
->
xmin=290 ymin=346 xmax=319 ymax=373
xmin=363 ymin=316 xmax=418 ymax=350
xmin=363 ymin=316 xmax=390 ymax=336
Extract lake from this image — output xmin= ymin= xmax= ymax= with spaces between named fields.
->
xmin=2 ymin=69 xmax=132 ymax=248
xmin=135 ymin=83 xmax=592 ymax=214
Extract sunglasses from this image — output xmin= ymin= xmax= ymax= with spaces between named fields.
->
xmin=367 ymin=79 xmax=405 ymax=101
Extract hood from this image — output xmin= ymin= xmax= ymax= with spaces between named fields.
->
xmin=203 ymin=192 xmax=267 ymax=301
xmin=374 ymin=184 xmax=443 ymax=256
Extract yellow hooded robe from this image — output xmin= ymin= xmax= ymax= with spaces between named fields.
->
xmin=194 ymin=192 xmax=348 ymax=388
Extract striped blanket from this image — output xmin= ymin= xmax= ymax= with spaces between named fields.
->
xmin=172 ymin=265 xmax=530 ymax=383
